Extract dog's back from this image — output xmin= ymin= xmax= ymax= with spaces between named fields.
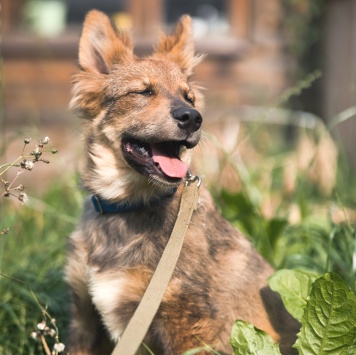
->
xmin=65 ymin=10 xmax=299 ymax=355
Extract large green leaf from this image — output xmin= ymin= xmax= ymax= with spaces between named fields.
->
xmin=268 ymin=269 xmax=320 ymax=321
xmin=294 ymin=272 xmax=356 ymax=354
xmin=230 ymin=320 xmax=281 ymax=355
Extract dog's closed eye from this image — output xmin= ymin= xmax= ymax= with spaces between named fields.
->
xmin=136 ymin=88 xmax=154 ymax=96
xmin=184 ymin=92 xmax=195 ymax=106
xmin=130 ymin=88 xmax=154 ymax=97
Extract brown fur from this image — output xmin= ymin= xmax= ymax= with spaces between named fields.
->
xmin=65 ymin=10 xmax=299 ymax=355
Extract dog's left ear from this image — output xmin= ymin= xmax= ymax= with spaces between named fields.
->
xmin=155 ymin=16 xmax=202 ymax=76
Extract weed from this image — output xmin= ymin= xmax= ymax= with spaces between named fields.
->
xmin=0 ymin=136 xmax=58 ymax=213
xmin=0 ymin=137 xmax=69 ymax=355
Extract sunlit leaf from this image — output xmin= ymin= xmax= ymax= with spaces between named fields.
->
xmin=230 ymin=320 xmax=281 ymax=355
xmin=268 ymin=269 xmax=320 ymax=321
xmin=294 ymin=272 xmax=356 ymax=354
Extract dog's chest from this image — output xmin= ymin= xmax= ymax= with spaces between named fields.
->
xmin=79 ymin=191 xmax=235 ymax=341
xmin=84 ymin=203 xmax=177 ymax=268
xmin=88 ymin=263 xmax=154 ymax=341
xmin=81 ymin=207 xmax=177 ymax=339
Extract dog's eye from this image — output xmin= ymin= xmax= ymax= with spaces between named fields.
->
xmin=185 ymin=93 xmax=195 ymax=105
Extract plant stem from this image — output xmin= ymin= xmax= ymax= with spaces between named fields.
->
xmin=0 ymin=156 xmax=23 ymax=176
xmin=40 ymin=334 xmax=52 ymax=355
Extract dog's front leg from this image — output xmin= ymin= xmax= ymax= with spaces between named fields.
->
xmin=65 ymin=232 xmax=114 ymax=355
xmin=65 ymin=290 xmax=114 ymax=355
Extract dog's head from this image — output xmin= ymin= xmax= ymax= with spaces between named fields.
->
xmin=71 ymin=10 xmax=204 ymax=202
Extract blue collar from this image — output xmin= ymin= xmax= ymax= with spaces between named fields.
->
xmin=91 ymin=187 xmax=177 ymax=214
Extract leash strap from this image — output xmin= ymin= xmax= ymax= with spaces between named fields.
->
xmin=111 ymin=178 xmax=200 ymax=355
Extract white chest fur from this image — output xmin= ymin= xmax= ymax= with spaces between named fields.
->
xmin=89 ymin=266 xmax=153 ymax=342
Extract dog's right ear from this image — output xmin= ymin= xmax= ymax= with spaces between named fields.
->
xmin=78 ymin=10 xmax=133 ymax=74
xmin=155 ymin=15 xmax=202 ymax=76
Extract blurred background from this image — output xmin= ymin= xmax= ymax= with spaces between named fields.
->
xmin=2 ymin=0 xmax=355 ymax=166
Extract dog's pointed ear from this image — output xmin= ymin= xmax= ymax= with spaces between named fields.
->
xmin=78 ymin=10 xmax=133 ymax=74
xmin=155 ymin=15 xmax=202 ymax=76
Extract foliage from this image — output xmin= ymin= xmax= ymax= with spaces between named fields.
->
xmin=218 ymin=188 xmax=356 ymax=288
xmin=207 ymin=111 xmax=356 ymax=290
xmin=0 ymin=176 xmax=81 ymax=354
xmin=230 ymin=271 xmax=356 ymax=355
xmin=282 ymin=0 xmax=325 ymax=58
xmin=294 ymin=272 xmax=356 ymax=355
xmin=230 ymin=320 xmax=281 ymax=355
xmin=203 ymin=108 xmax=356 ymax=353
xmin=268 ymin=269 xmax=320 ymax=321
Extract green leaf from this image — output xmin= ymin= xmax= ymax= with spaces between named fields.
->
xmin=294 ymin=272 xmax=356 ymax=354
xmin=268 ymin=269 xmax=320 ymax=321
xmin=265 ymin=218 xmax=288 ymax=249
xmin=346 ymin=346 xmax=356 ymax=355
xmin=230 ymin=320 xmax=281 ymax=355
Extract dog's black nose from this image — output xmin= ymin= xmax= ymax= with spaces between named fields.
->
xmin=173 ymin=107 xmax=202 ymax=132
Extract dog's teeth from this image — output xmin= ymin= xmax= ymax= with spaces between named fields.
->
xmin=138 ymin=147 xmax=149 ymax=156
xmin=133 ymin=144 xmax=149 ymax=157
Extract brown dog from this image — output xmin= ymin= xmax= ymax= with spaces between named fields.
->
xmin=65 ymin=10 xmax=299 ymax=355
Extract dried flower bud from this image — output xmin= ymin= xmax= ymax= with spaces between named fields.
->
xmin=48 ymin=328 xmax=56 ymax=337
xmin=3 ymin=192 xmax=10 ymax=198
xmin=3 ymin=181 xmax=9 ymax=188
xmin=21 ymin=160 xmax=34 ymax=171
xmin=42 ymin=137 xmax=50 ymax=144
xmin=37 ymin=321 xmax=46 ymax=331
xmin=32 ymin=146 xmax=41 ymax=155
xmin=31 ymin=146 xmax=42 ymax=161
xmin=53 ymin=343 xmax=65 ymax=353
xmin=18 ymin=193 xmax=28 ymax=203
xmin=24 ymin=138 xmax=31 ymax=144
xmin=51 ymin=318 xmax=56 ymax=324
xmin=31 ymin=331 xmax=39 ymax=340
xmin=16 ymin=184 xmax=25 ymax=191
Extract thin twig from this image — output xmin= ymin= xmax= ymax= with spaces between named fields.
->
xmin=40 ymin=334 xmax=52 ymax=355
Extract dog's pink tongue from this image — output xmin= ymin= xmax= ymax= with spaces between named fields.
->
xmin=152 ymin=146 xmax=188 ymax=178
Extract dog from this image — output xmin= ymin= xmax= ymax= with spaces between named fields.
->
xmin=65 ymin=10 xmax=300 ymax=355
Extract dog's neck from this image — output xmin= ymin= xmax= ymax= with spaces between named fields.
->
xmin=91 ymin=187 xmax=177 ymax=214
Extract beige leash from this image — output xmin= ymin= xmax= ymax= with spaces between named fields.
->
xmin=111 ymin=176 xmax=201 ymax=355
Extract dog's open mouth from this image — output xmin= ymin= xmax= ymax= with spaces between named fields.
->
xmin=122 ymin=138 xmax=191 ymax=184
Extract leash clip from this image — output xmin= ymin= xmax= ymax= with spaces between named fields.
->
xmin=185 ymin=171 xmax=202 ymax=187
